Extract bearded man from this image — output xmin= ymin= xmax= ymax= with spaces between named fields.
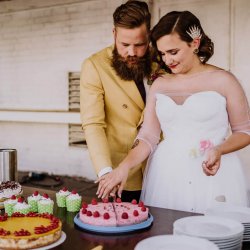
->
xmin=80 ymin=0 xmax=159 ymax=202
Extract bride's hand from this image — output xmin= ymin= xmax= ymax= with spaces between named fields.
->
xmin=202 ymin=147 xmax=222 ymax=176
xmin=96 ymin=166 xmax=129 ymax=199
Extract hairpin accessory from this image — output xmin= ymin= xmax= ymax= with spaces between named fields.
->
xmin=186 ymin=25 xmax=202 ymax=40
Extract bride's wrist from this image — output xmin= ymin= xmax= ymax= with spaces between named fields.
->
xmin=214 ymin=145 xmax=223 ymax=156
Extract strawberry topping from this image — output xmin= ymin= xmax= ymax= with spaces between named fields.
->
xmin=33 ymin=191 xmax=39 ymax=196
xmin=102 ymin=198 xmax=109 ymax=203
xmin=93 ymin=211 xmax=100 ymax=218
xmin=86 ymin=211 xmax=92 ymax=217
xmin=82 ymin=202 xmax=88 ymax=209
xmin=116 ymin=198 xmax=122 ymax=203
xmin=17 ymin=197 xmax=23 ymax=203
xmin=138 ymin=201 xmax=144 ymax=207
xmin=81 ymin=208 xmax=87 ymax=214
xmin=131 ymin=199 xmax=137 ymax=204
xmin=91 ymin=198 xmax=97 ymax=205
xmin=103 ymin=212 xmax=110 ymax=220
xmin=43 ymin=193 xmax=49 ymax=199
xmin=121 ymin=212 xmax=128 ymax=219
xmin=133 ymin=210 xmax=139 ymax=216
xmin=10 ymin=195 xmax=16 ymax=200
xmin=71 ymin=189 xmax=77 ymax=194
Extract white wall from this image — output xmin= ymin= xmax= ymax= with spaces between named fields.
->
xmin=0 ymin=0 xmax=120 ymax=110
xmin=0 ymin=121 xmax=95 ymax=177
xmin=231 ymin=0 xmax=250 ymax=181
xmin=0 ymin=0 xmax=123 ymax=179
xmin=0 ymin=0 xmax=249 ymax=181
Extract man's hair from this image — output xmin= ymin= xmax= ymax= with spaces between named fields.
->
xmin=113 ymin=1 xmax=151 ymax=31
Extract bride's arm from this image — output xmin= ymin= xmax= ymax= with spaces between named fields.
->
xmin=203 ymin=133 xmax=250 ymax=176
xmin=96 ymin=79 xmax=163 ymax=198
xmin=203 ymin=72 xmax=250 ymax=176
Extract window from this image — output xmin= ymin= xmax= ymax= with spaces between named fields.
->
xmin=68 ymin=72 xmax=86 ymax=147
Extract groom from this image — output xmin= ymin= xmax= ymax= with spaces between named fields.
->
xmin=80 ymin=1 xmax=160 ymax=202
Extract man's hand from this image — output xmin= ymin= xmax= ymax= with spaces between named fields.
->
xmin=96 ymin=166 xmax=129 ymax=199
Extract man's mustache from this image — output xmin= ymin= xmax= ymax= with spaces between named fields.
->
xmin=126 ymin=56 xmax=139 ymax=63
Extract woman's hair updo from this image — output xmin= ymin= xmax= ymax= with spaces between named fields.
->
xmin=151 ymin=11 xmax=214 ymax=64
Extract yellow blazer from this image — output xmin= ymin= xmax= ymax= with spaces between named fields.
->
xmin=80 ymin=45 xmax=153 ymax=191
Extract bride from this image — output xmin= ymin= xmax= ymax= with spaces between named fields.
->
xmin=96 ymin=11 xmax=250 ymax=213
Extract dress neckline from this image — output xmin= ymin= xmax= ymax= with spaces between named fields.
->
xmin=175 ymin=69 xmax=225 ymax=79
xmin=156 ymin=91 xmax=226 ymax=107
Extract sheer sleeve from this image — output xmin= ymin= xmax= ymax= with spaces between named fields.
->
xmin=224 ymin=73 xmax=250 ymax=135
xmin=136 ymin=79 xmax=162 ymax=152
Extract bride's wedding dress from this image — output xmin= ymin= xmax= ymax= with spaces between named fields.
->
xmin=139 ymin=70 xmax=249 ymax=213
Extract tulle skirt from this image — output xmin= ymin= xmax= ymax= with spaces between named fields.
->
xmin=141 ymin=140 xmax=249 ymax=213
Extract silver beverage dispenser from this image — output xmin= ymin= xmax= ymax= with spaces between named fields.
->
xmin=0 ymin=149 xmax=18 ymax=182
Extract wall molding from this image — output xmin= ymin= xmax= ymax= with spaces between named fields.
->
xmin=0 ymin=110 xmax=81 ymax=124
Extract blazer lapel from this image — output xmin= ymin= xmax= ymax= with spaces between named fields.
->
xmin=120 ymin=79 xmax=145 ymax=110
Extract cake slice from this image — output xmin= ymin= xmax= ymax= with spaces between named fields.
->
xmin=113 ymin=199 xmax=149 ymax=226
xmin=79 ymin=199 xmax=116 ymax=226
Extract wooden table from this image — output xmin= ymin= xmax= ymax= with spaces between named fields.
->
xmin=20 ymin=187 xmax=250 ymax=249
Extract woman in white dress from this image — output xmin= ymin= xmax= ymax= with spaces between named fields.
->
xmin=96 ymin=11 xmax=250 ymax=213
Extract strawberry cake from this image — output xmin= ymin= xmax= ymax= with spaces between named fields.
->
xmin=79 ymin=198 xmax=149 ymax=227
xmin=0 ymin=212 xmax=62 ymax=249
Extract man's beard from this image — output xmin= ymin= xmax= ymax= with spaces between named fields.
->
xmin=111 ymin=47 xmax=152 ymax=82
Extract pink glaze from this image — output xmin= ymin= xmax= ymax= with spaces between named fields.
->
xmin=79 ymin=201 xmax=149 ymax=227
xmin=79 ymin=202 xmax=116 ymax=226
xmin=113 ymin=202 xmax=149 ymax=226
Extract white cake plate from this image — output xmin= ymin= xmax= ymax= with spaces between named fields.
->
xmin=74 ymin=213 xmax=153 ymax=234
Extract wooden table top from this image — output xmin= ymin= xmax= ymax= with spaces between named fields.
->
xmin=5 ymin=186 xmax=249 ymax=250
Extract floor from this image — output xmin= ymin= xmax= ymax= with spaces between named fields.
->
xmin=18 ymin=171 xmax=97 ymax=198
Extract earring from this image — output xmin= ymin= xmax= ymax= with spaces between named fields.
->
xmin=193 ymin=48 xmax=199 ymax=54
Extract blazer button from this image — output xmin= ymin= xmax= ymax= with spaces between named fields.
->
xmin=122 ymin=104 xmax=128 ymax=109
